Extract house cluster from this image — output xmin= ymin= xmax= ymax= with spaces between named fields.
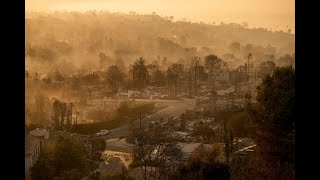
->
xmin=117 ymin=86 xmax=171 ymax=100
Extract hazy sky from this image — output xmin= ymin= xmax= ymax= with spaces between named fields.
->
xmin=26 ymin=0 xmax=295 ymax=33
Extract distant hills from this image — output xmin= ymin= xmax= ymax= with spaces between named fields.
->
xmin=25 ymin=11 xmax=294 ymax=74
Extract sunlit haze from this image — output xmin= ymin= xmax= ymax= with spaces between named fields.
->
xmin=26 ymin=0 xmax=295 ymax=33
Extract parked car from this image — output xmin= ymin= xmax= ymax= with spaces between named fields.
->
xmin=96 ymin=130 xmax=110 ymax=136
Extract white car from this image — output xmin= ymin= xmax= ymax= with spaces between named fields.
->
xmin=96 ymin=130 xmax=110 ymax=136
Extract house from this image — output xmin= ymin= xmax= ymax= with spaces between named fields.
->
xmin=25 ymin=135 xmax=42 ymax=179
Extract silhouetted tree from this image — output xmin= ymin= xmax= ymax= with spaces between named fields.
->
xmin=191 ymin=56 xmax=201 ymax=95
xmin=132 ymin=57 xmax=148 ymax=89
xmin=167 ymin=63 xmax=184 ymax=95
xmin=248 ymin=66 xmax=295 ymax=178
xmin=204 ymin=54 xmax=225 ymax=89
xmin=152 ymin=69 xmax=166 ymax=87
xmin=106 ymin=65 xmax=124 ymax=92
xmin=83 ymin=73 xmax=100 ymax=86
xmin=31 ymin=138 xmax=89 ymax=180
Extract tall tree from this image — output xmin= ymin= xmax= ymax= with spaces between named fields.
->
xmin=31 ymin=138 xmax=89 ymax=180
xmin=152 ymin=69 xmax=166 ymax=87
xmin=167 ymin=63 xmax=184 ymax=95
xmin=191 ymin=56 xmax=201 ymax=95
xmin=247 ymin=53 xmax=253 ymax=75
xmin=52 ymin=100 xmax=61 ymax=130
xmin=106 ymin=65 xmax=124 ymax=92
xmin=204 ymin=54 xmax=224 ymax=88
xmin=147 ymin=61 xmax=159 ymax=77
xmin=132 ymin=57 xmax=149 ymax=89
xmin=59 ymin=102 xmax=67 ymax=130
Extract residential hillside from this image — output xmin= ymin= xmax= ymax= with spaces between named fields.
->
xmin=25 ymin=11 xmax=294 ymax=75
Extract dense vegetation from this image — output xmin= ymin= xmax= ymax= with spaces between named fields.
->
xmin=247 ymin=66 xmax=295 ymax=178
xmin=72 ymin=102 xmax=155 ymax=135
xmin=220 ymin=66 xmax=295 ymax=179
xmin=31 ymin=137 xmax=106 ymax=180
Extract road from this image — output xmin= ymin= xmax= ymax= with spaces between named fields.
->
xmin=101 ymin=100 xmax=195 ymax=139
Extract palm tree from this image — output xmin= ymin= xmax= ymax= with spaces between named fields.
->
xmin=167 ymin=64 xmax=184 ymax=95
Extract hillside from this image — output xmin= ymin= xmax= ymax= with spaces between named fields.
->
xmin=25 ymin=11 xmax=295 ymax=75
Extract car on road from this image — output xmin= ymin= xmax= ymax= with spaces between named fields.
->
xmin=96 ymin=130 xmax=110 ymax=136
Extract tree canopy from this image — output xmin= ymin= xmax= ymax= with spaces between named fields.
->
xmin=106 ymin=65 xmax=124 ymax=92
xmin=248 ymin=66 xmax=295 ymax=178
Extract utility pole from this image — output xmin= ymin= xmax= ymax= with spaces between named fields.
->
xmin=255 ymin=70 xmax=257 ymax=83
xmin=247 ymin=53 xmax=252 ymax=81
xmin=90 ymin=143 xmax=94 ymax=175
xmin=232 ymin=72 xmax=238 ymax=109
xmin=210 ymin=90 xmax=216 ymax=114
xmin=194 ymin=63 xmax=197 ymax=96
xmin=70 ymin=103 xmax=73 ymax=131
xmin=188 ymin=67 xmax=192 ymax=97
xmin=74 ymin=111 xmax=78 ymax=126
xmin=139 ymin=109 xmax=142 ymax=133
